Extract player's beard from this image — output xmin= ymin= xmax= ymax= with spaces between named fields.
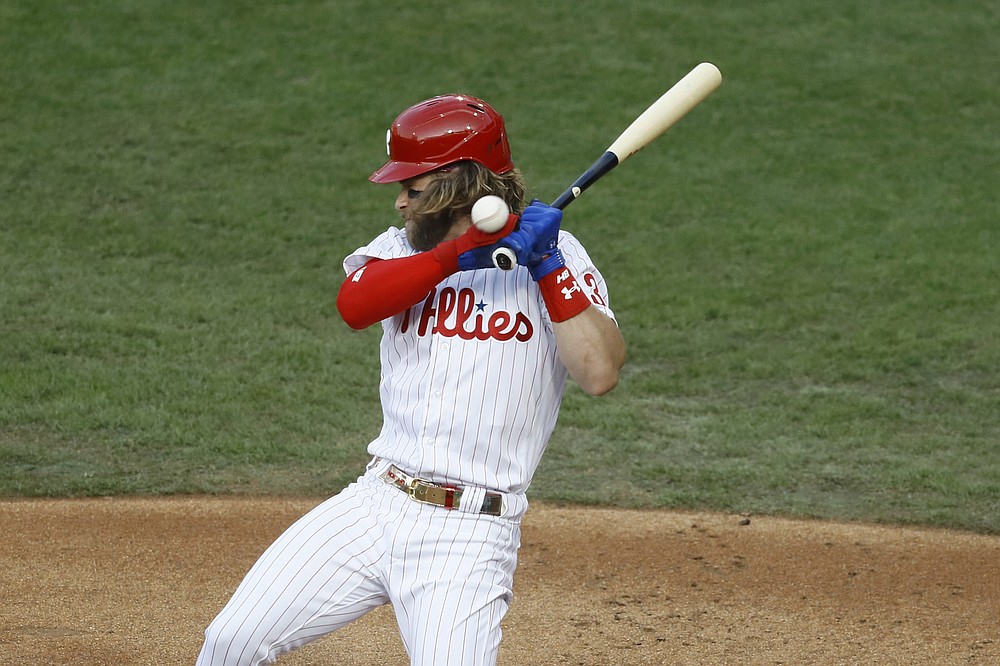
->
xmin=405 ymin=210 xmax=455 ymax=252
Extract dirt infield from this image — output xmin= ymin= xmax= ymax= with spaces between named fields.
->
xmin=1 ymin=497 xmax=998 ymax=665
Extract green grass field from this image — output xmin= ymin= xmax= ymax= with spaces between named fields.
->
xmin=2 ymin=1 xmax=998 ymax=533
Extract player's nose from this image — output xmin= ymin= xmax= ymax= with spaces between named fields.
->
xmin=395 ymin=187 xmax=413 ymax=211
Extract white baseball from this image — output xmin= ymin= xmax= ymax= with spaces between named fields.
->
xmin=471 ymin=195 xmax=510 ymax=233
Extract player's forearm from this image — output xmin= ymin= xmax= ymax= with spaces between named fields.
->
xmin=337 ymin=254 xmax=452 ymax=329
xmin=339 ymin=218 xmax=522 ymax=329
xmin=553 ymin=306 xmax=626 ymax=396
xmin=530 ymin=259 xmax=625 ymax=394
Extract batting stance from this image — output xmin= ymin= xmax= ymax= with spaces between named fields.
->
xmin=197 ymin=94 xmax=626 ymax=666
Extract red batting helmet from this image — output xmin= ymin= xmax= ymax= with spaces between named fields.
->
xmin=369 ymin=94 xmax=515 ymax=183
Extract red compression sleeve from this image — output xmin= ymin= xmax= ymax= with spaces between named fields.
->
xmin=337 ymin=250 xmax=456 ymax=329
xmin=336 ymin=216 xmax=515 ymax=330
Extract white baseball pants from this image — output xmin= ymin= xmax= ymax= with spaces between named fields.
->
xmin=196 ymin=467 xmax=522 ymax=666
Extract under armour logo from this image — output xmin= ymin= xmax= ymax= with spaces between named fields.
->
xmin=560 ymin=281 xmax=583 ymax=300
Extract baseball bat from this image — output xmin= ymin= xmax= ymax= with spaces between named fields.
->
xmin=492 ymin=62 xmax=722 ymax=270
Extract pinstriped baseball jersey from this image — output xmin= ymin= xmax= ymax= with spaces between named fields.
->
xmin=344 ymin=226 xmax=616 ymax=495
xmin=196 ymin=224 xmax=619 ymax=666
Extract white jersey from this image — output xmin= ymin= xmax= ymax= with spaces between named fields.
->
xmin=198 ymin=225 xmax=619 ymax=666
xmin=344 ymin=226 xmax=616 ymax=495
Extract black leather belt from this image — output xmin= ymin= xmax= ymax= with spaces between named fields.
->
xmin=379 ymin=464 xmax=503 ymax=516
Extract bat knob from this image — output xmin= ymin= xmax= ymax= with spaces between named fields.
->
xmin=492 ymin=247 xmax=516 ymax=271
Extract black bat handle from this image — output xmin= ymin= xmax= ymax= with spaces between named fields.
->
xmin=550 ymin=151 xmax=620 ymax=210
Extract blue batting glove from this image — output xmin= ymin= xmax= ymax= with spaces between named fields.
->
xmin=499 ymin=200 xmax=565 ymax=280
xmin=520 ymin=200 xmax=562 ymax=254
xmin=458 ymin=243 xmax=504 ymax=271
xmin=526 ymin=247 xmax=567 ymax=281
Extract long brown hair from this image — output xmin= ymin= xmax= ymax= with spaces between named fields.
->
xmin=410 ymin=161 xmax=529 ymax=224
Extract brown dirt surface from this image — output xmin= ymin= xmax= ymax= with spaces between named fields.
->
xmin=1 ymin=497 xmax=998 ymax=665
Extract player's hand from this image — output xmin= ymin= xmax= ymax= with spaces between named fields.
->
xmin=458 ymin=243 xmax=506 ymax=271
xmin=454 ymin=212 xmax=518 ymax=253
xmin=460 ymin=212 xmax=519 ymax=251
xmin=501 ymin=200 xmax=565 ymax=280
xmin=437 ymin=212 xmax=518 ymax=272
xmin=455 ymin=212 xmax=519 ymax=271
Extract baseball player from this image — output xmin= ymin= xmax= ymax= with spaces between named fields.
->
xmin=197 ymin=94 xmax=626 ymax=666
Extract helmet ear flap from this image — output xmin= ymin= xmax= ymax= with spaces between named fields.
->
xmin=370 ymin=94 xmax=514 ymax=184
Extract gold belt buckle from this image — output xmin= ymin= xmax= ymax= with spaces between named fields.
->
xmin=383 ymin=465 xmax=462 ymax=510
xmin=409 ymin=479 xmax=428 ymax=501
xmin=411 ymin=478 xmax=459 ymax=509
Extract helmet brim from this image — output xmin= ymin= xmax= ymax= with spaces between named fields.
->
xmin=369 ymin=160 xmax=447 ymax=184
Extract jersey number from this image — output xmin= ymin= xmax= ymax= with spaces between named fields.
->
xmin=583 ymin=273 xmax=606 ymax=306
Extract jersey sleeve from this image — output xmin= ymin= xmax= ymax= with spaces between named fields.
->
xmin=343 ymin=226 xmax=414 ymax=275
xmin=557 ymin=230 xmax=618 ymax=324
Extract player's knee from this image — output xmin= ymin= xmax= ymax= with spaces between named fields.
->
xmin=198 ymin=618 xmax=273 ymax=666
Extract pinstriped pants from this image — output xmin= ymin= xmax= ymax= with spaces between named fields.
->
xmin=196 ymin=469 xmax=522 ymax=666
